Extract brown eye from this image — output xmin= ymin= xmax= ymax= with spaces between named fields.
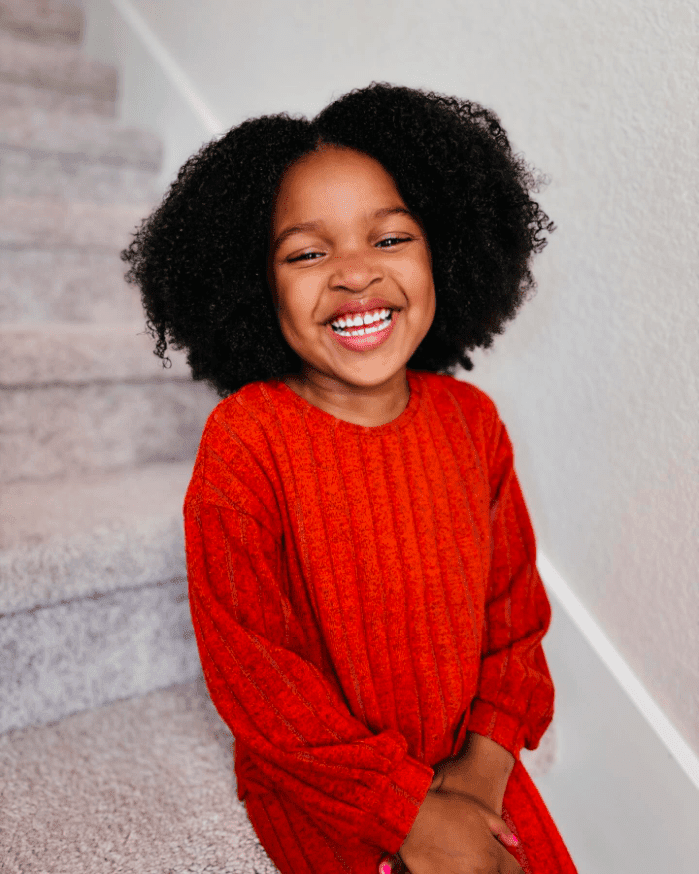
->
xmin=376 ymin=236 xmax=411 ymax=248
xmin=287 ymin=251 xmax=323 ymax=263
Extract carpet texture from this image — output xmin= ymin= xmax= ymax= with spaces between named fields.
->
xmin=0 ymin=678 xmax=280 ymax=874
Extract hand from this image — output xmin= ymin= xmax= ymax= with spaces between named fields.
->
xmin=387 ymin=788 xmax=524 ymax=874
xmin=432 ymin=756 xmax=489 ymax=798
xmin=431 ymin=734 xmax=516 ymax=817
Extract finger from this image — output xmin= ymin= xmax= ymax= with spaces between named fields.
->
xmin=496 ymin=834 xmax=525 ymax=874
xmin=479 ymin=807 xmax=521 ymax=848
xmin=378 ymin=855 xmax=410 ymax=874
xmin=497 ymin=831 xmax=521 ymax=849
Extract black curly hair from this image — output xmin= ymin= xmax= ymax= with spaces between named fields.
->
xmin=122 ymin=82 xmax=554 ymax=397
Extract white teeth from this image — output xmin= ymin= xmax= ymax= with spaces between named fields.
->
xmin=330 ymin=309 xmax=394 ymax=337
xmin=330 ymin=308 xmax=392 ymax=331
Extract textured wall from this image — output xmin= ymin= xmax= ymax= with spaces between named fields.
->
xmin=86 ymin=0 xmax=698 ymax=753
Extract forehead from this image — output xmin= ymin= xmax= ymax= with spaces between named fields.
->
xmin=272 ymin=146 xmax=406 ymax=232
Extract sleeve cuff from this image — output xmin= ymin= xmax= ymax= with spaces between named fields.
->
xmin=466 ymin=699 xmax=528 ymax=760
xmin=369 ymin=754 xmax=434 ymax=855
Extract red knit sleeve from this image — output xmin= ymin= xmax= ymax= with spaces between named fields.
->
xmin=184 ymin=440 xmax=433 ymax=853
xmin=466 ymin=400 xmax=555 ymax=759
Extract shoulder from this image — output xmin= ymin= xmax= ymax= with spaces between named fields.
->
xmin=414 ymin=373 xmax=515 ymax=496
xmin=200 ymin=379 xmax=287 ymax=447
xmin=184 ymin=380 xmax=290 ymax=524
xmin=413 ymin=371 xmax=500 ymax=433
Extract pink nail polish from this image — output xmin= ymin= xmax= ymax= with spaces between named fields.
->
xmin=379 ymin=862 xmax=392 ymax=874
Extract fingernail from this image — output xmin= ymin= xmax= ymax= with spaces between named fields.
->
xmin=379 ymin=862 xmax=392 ymax=874
xmin=500 ymin=832 xmax=519 ymax=847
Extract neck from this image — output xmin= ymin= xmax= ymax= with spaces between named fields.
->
xmin=283 ymin=368 xmax=410 ymax=427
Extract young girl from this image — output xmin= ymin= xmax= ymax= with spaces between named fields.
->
xmin=123 ymin=83 xmax=578 ymax=874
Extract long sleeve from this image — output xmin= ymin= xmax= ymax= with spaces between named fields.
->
xmin=184 ymin=463 xmax=433 ymax=853
xmin=466 ymin=405 xmax=555 ymax=759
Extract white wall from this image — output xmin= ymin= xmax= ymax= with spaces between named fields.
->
xmin=82 ymin=0 xmax=699 ymax=868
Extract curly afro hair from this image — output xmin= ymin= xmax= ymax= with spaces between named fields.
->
xmin=122 ymin=82 xmax=554 ymax=397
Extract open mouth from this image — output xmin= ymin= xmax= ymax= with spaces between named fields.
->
xmin=329 ymin=308 xmax=393 ymax=337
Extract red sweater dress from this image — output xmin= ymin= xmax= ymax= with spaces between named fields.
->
xmin=184 ymin=370 xmax=578 ymax=874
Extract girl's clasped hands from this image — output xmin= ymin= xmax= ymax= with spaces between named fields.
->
xmin=382 ymin=759 xmax=524 ymax=874
xmin=390 ymin=789 xmax=523 ymax=874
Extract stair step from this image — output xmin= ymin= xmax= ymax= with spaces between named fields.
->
xmin=0 ymin=380 xmax=216 ymax=483
xmin=0 ymin=106 xmax=161 ymax=167
xmin=0 ymin=29 xmax=117 ymax=105
xmin=0 ymin=106 xmax=162 ymax=202
xmin=0 ymin=681 xmax=279 ymax=872
xmin=0 ymin=197 xmax=148 ymax=250
xmin=0 ymin=0 xmax=83 ymax=46
xmin=0 ymin=461 xmax=200 ymax=732
xmin=0 ymin=77 xmax=115 ymax=114
xmin=0 ymin=323 xmax=192 ymax=385
xmin=1 ymin=461 xmax=193 ymax=615
xmin=0 ymin=323 xmax=216 ymax=484
xmin=0 ymin=148 xmax=159 ymax=201
xmin=0 ymin=575 xmax=202 ymax=733
xmin=0 ymin=248 xmax=143 ymax=323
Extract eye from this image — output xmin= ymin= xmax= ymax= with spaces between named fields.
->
xmin=376 ymin=236 xmax=411 ymax=248
xmin=287 ymin=250 xmax=324 ymax=263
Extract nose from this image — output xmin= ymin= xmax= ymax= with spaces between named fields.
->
xmin=328 ymin=249 xmax=383 ymax=293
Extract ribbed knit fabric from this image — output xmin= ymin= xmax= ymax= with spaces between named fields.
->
xmin=184 ymin=370 xmax=578 ymax=874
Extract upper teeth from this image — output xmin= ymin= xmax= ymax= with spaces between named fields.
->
xmin=330 ymin=308 xmax=391 ymax=329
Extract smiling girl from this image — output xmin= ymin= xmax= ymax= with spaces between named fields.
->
xmin=123 ymin=83 xmax=578 ymax=874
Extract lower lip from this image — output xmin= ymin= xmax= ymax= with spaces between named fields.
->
xmin=327 ymin=312 xmax=398 ymax=351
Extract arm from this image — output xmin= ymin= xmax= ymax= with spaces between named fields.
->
xmin=431 ymin=733 xmax=515 ymax=815
xmin=466 ymin=404 xmax=555 ymax=762
xmin=425 ymin=405 xmax=553 ymax=825
xmin=387 ymin=404 xmax=544 ymax=874
xmin=185 ymin=493 xmax=433 ymax=853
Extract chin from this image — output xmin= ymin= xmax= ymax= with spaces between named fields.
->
xmin=341 ymin=365 xmax=405 ymax=389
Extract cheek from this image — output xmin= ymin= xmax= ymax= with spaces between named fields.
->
xmin=420 ymin=267 xmax=437 ymax=318
xmin=272 ymin=278 xmax=314 ymax=345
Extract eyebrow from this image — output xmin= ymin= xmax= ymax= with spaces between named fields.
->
xmin=272 ymin=206 xmax=416 ymax=253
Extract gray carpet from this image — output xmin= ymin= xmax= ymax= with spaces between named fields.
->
xmin=0 ymin=679 xmax=279 ymax=874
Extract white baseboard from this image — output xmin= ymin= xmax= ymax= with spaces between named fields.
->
xmin=538 ymin=551 xmax=699 ymax=791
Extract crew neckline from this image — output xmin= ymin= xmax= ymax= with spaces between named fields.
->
xmin=271 ymin=370 xmax=424 ymax=434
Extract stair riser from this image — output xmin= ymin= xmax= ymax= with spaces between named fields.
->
xmin=0 ymin=107 xmax=162 ymax=167
xmin=0 ymin=249 xmax=143 ymax=323
xmin=1 ymin=325 xmax=194 ymax=385
xmin=0 ymin=148 xmax=159 ymax=203
xmin=0 ymin=381 xmax=215 ymax=483
xmin=0 ymin=198 xmax=148 ymax=250
xmin=1 ymin=503 xmax=187 ymax=616
xmin=0 ymin=31 xmax=118 ymax=101
xmin=0 ymin=0 xmax=83 ymax=46
xmin=0 ymin=578 xmax=200 ymax=734
xmin=0 ymin=79 xmax=115 ymax=114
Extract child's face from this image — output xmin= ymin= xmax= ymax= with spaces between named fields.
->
xmin=269 ymin=145 xmax=435 ymax=395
